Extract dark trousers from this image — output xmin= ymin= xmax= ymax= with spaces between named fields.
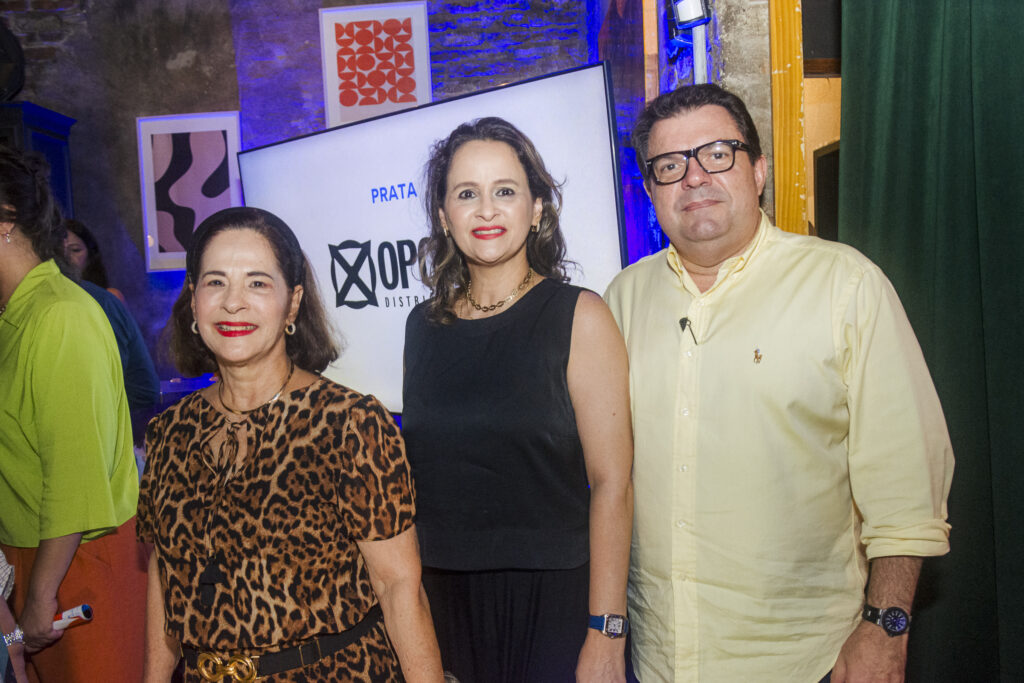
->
xmin=423 ymin=564 xmax=592 ymax=683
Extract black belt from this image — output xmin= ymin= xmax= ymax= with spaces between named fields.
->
xmin=181 ymin=603 xmax=383 ymax=681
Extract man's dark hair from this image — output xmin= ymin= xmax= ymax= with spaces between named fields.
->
xmin=632 ymin=83 xmax=763 ymax=185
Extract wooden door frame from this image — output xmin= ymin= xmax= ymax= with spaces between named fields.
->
xmin=769 ymin=0 xmax=808 ymax=234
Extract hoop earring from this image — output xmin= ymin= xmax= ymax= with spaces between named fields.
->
xmin=443 ymin=226 xmax=450 ymax=238
xmin=285 ymin=322 xmax=296 ymax=336
xmin=191 ymin=321 xmax=199 ymax=334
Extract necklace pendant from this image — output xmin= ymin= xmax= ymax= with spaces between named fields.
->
xmin=219 ymin=361 xmax=295 ymax=415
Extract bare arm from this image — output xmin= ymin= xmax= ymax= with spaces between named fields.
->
xmin=567 ymin=291 xmax=634 ymax=683
xmin=357 ymin=526 xmax=443 ymax=683
xmin=0 ymin=582 xmax=28 ymax=682
xmin=832 ymin=556 xmax=923 ymax=683
xmin=19 ymin=533 xmax=81 ymax=652
xmin=142 ymin=550 xmax=179 ymax=683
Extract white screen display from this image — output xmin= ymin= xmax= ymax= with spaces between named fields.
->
xmin=238 ymin=64 xmax=624 ymax=411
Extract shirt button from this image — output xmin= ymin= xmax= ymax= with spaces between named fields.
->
xmin=676 ymin=520 xmax=687 ymax=528
xmin=678 ymin=464 xmax=688 ymax=473
xmin=686 ymin=350 xmax=693 ymax=358
xmin=680 ymin=408 xmax=690 ymax=416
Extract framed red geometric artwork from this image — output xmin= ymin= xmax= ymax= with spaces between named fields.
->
xmin=319 ymin=1 xmax=432 ymax=128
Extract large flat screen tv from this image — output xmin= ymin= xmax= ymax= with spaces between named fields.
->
xmin=238 ymin=63 xmax=624 ymax=412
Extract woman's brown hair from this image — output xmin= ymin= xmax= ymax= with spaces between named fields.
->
xmin=167 ymin=207 xmax=341 ymax=376
xmin=0 ymin=145 xmax=62 ymax=261
xmin=419 ymin=117 xmax=569 ymax=324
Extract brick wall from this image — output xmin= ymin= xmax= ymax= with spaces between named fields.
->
xmin=1 ymin=0 xmax=87 ymax=83
xmin=428 ymin=0 xmax=595 ymax=99
xmin=231 ymin=0 xmax=597 ymax=149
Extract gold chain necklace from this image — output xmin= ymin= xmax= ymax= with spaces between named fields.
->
xmin=466 ymin=268 xmax=534 ymax=313
xmin=218 ymin=361 xmax=294 ymax=416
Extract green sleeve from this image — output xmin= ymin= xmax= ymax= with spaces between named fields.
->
xmin=28 ymin=299 xmax=138 ymax=541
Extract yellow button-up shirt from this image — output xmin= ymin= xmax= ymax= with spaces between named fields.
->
xmin=604 ymin=213 xmax=953 ymax=682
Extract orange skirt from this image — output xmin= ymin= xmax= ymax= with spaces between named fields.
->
xmin=2 ymin=517 xmax=148 ymax=683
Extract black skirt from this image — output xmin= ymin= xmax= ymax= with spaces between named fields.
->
xmin=422 ymin=563 xmax=590 ymax=683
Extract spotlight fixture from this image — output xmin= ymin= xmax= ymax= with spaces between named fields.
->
xmin=671 ymin=0 xmax=712 ymax=30
xmin=666 ymin=0 xmax=713 ymax=60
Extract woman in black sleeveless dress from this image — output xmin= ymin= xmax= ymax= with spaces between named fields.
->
xmin=402 ymin=117 xmax=634 ymax=683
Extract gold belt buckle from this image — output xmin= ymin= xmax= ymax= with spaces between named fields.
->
xmin=196 ymin=651 xmax=259 ymax=682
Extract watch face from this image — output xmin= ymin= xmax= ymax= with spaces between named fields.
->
xmin=882 ymin=608 xmax=909 ymax=634
xmin=606 ymin=616 xmax=625 ymax=636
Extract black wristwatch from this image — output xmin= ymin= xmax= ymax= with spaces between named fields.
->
xmin=589 ymin=613 xmax=629 ymax=639
xmin=862 ymin=604 xmax=911 ymax=637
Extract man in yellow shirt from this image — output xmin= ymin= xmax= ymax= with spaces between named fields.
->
xmin=604 ymin=84 xmax=953 ymax=682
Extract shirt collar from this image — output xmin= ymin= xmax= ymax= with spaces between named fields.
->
xmin=665 ymin=209 xmax=772 ymax=294
xmin=2 ymin=259 xmax=59 ymax=328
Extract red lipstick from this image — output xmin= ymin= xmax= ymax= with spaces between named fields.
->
xmin=471 ymin=226 xmax=507 ymax=239
xmin=214 ymin=321 xmax=257 ymax=337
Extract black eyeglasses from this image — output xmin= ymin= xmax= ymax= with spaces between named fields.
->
xmin=645 ymin=139 xmax=752 ymax=185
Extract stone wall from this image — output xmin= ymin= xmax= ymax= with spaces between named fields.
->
xmin=2 ymin=0 xmax=238 ymax=372
xmin=714 ymin=0 xmax=774 ymax=216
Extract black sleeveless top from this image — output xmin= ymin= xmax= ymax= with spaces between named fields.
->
xmin=402 ymin=278 xmax=590 ymax=571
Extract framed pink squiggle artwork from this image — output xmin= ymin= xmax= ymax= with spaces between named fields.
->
xmin=136 ymin=111 xmax=242 ymax=271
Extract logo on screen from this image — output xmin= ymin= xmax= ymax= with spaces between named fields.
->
xmin=329 ymin=239 xmax=420 ymax=309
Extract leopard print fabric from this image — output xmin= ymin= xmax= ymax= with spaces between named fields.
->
xmin=138 ymin=377 xmax=414 ymax=682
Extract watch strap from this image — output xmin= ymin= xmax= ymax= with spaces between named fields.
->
xmin=588 ymin=613 xmax=629 ymax=638
xmin=862 ymin=603 xmax=911 ymax=636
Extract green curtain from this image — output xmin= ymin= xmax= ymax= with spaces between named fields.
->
xmin=839 ymin=2 xmax=1023 ymax=680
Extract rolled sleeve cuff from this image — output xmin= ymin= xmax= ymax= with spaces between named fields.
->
xmin=862 ymin=520 xmax=951 ymax=560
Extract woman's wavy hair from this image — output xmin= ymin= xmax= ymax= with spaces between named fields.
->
xmin=0 ymin=145 xmax=63 ymax=261
xmin=419 ymin=117 xmax=568 ymax=324
xmin=166 ymin=207 xmax=341 ymax=376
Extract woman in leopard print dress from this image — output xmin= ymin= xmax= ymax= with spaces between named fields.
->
xmin=138 ymin=207 xmax=443 ymax=682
